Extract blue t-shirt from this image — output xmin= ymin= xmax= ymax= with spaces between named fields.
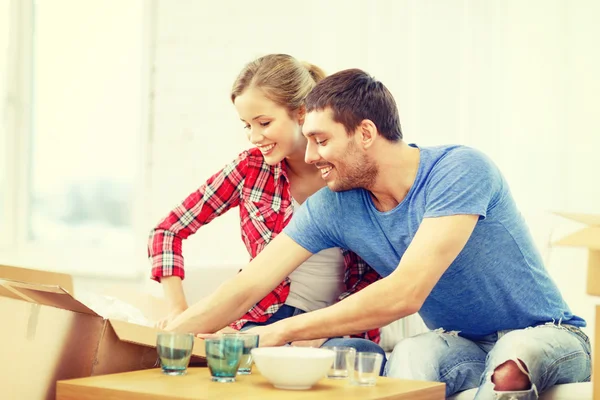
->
xmin=285 ymin=144 xmax=584 ymax=339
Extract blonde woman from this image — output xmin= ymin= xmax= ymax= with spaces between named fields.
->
xmin=148 ymin=54 xmax=385 ymax=361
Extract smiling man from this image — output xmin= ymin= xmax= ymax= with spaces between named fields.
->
xmin=167 ymin=69 xmax=590 ymax=399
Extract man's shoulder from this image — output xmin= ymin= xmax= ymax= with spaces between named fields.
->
xmin=425 ymin=145 xmax=497 ymax=176
xmin=427 ymin=144 xmax=488 ymax=162
xmin=307 ymin=186 xmax=364 ymax=207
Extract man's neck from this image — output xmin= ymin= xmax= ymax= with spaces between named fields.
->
xmin=368 ymin=141 xmax=420 ymax=212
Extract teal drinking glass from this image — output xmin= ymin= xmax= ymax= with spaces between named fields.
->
xmin=156 ymin=332 xmax=194 ymax=376
xmin=222 ymin=332 xmax=260 ymax=374
xmin=205 ymin=336 xmax=244 ymax=382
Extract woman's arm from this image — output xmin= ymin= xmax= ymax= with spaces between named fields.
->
xmin=338 ymin=250 xmax=382 ymax=342
xmin=148 ymin=152 xmax=249 ymax=322
xmin=155 ymin=276 xmax=188 ymax=328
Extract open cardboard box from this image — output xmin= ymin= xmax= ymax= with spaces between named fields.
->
xmin=0 ymin=265 xmax=206 ymax=400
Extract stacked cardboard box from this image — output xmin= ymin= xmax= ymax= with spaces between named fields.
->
xmin=553 ymin=212 xmax=600 ymax=400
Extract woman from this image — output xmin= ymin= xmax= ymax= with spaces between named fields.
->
xmin=148 ymin=54 xmax=384 ymax=356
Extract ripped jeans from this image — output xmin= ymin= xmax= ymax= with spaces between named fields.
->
xmin=385 ymin=323 xmax=591 ymax=399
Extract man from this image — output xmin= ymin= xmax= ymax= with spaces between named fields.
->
xmin=167 ymin=69 xmax=590 ymax=399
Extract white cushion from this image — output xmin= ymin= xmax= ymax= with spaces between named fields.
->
xmin=380 ymin=314 xmax=429 ymax=351
xmin=448 ymin=383 xmax=592 ymax=400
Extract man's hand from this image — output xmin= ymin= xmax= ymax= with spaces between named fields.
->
xmin=243 ymin=324 xmax=288 ymax=347
xmin=156 ymin=306 xmax=187 ymax=330
xmin=291 ymin=338 xmax=327 ymax=348
xmin=215 ymin=326 xmax=239 ymax=334
xmin=194 ymin=326 xmax=241 ymax=339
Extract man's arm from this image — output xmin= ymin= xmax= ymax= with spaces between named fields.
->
xmin=259 ymin=214 xmax=479 ymax=345
xmin=165 ymin=233 xmax=313 ymax=333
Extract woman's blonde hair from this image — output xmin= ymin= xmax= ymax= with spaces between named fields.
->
xmin=231 ymin=54 xmax=326 ymax=114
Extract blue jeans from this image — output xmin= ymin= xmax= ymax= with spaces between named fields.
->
xmin=385 ymin=323 xmax=591 ymax=399
xmin=241 ymin=305 xmax=387 ymax=375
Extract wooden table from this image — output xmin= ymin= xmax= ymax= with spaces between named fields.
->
xmin=56 ymin=368 xmax=445 ymax=399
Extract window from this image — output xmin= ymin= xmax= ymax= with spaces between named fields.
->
xmin=1 ymin=0 xmax=147 ymax=277
xmin=0 ymin=0 xmax=9 ymax=233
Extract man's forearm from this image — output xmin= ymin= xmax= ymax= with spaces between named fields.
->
xmin=166 ymin=276 xmax=256 ymax=333
xmin=165 ymin=233 xmax=314 ymax=334
xmin=280 ymin=278 xmax=418 ymax=343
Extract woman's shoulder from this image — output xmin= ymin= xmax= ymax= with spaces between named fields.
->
xmin=242 ymin=147 xmax=284 ymax=173
xmin=245 ymin=147 xmax=268 ymax=166
xmin=226 ymin=148 xmax=267 ymax=170
xmin=233 ymin=148 xmax=285 ymax=191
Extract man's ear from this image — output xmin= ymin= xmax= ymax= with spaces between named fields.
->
xmin=358 ymin=119 xmax=378 ymax=149
xmin=296 ymin=105 xmax=306 ymax=125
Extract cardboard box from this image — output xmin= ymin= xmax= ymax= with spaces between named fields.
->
xmin=0 ymin=265 xmax=206 ymax=400
xmin=595 ymin=305 xmax=599 ymax=400
xmin=0 ymin=264 xmax=74 ymax=300
xmin=552 ymin=212 xmax=600 ymax=296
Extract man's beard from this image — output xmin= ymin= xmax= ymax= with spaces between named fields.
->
xmin=329 ymin=143 xmax=378 ymax=192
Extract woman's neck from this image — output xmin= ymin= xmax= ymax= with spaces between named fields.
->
xmin=285 ymin=155 xmax=325 ymax=204
xmin=285 ymin=152 xmax=319 ymax=179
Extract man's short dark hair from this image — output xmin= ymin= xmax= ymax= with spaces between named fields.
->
xmin=305 ymin=69 xmax=402 ymax=141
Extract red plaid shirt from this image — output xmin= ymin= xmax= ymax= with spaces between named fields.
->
xmin=149 ymin=148 xmax=381 ymax=342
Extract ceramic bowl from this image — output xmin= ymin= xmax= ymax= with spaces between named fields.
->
xmin=251 ymin=346 xmax=335 ymax=390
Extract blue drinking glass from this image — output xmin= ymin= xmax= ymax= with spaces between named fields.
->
xmin=222 ymin=332 xmax=260 ymax=374
xmin=156 ymin=332 xmax=194 ymax=376
xmin=205 ymin=336 xmax=244 ymax=382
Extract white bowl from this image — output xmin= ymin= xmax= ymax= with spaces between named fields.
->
xmin=251 ymin=346 xmax=335 ymax=390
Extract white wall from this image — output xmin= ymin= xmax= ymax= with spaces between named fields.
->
xmin=148 ymin=1 xmax=599 ymax=251
xmin=145 ymin=0 xmax=600 ymax=339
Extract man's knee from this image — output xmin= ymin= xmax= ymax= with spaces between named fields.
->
xmin=389 ymin=332 xmax=439 ymax=362
xmin=386 ymin=331 xmax=450 ymax=379
xmin=491 ymin=359 xmax=531 ymax=392
xmin=386 ymin=335 xmax=426 ymax=377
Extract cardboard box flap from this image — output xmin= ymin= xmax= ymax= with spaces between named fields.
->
xmin=0 ymin=279 xmax=99 ymax=316
xmin=554 ymin=211 xmax=600 ymax=226
xmin=109 ymin=319 xmax=206 ymax=358
xmin=0 ymin=284 xmax=22 ymax=300
xmin=0 ymin=264 xmax=74 ymax=295
xmin=553 ymin=226 xmax=600 ymax=250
